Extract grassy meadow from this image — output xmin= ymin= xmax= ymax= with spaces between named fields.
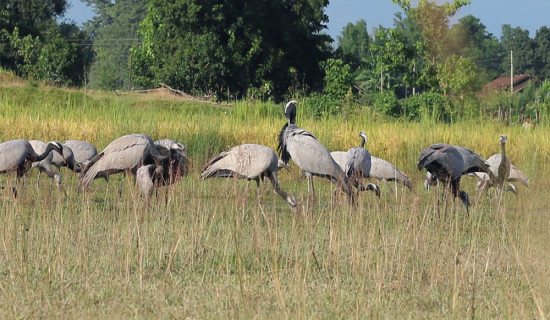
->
xmin=1 ymin=79 xmax=550 ymax=318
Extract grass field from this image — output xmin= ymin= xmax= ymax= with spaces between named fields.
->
xmin=0 ymin=80 xmax=549 ymax=318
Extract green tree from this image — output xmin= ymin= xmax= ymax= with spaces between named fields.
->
xmin=437 ymin=55 xmax=477 ymax=97
xmin=1 ymin=26 xmax=84 ymax=86
xmin=500 ymin=24 xmax=536 ymax=76
xmin=322 ymin=58 xmax=353 ymax=100
xmin=336 ymin=19 xmax=370 ymax=67
xmin=534 ymin=26 xmax=550 ymax=80
xmin=0 ymin=0 xmax=67 ymax=35
xmin=0 ymin=0 xmax=92 ymax=85
xmin=132 ymin=0 xmax=331 ymax=100
xmin=392 ymin=0 xmax=470 ymax=62
xmin=446 ymin=15 xmax=504 ymax=84
xmin=84 ymin=0 xmax=148 ymax=89
xmin=369 ymin=27 xmax=418 ymax=95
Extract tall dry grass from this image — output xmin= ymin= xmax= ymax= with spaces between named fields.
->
xmin=0 ymin=83 xmax=549 ymax=318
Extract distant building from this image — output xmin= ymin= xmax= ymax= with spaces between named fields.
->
xmin=481 ymin=74 xmax=540 ymax=95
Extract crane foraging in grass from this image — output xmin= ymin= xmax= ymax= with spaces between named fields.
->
xmin=418 ymin=143 xmax=493 ymax=213
xmin=0 ymin=139 xmax=64 ymax=197
xmin=79 ymin=133 xmax=167 ymax=195
xmin=330 ymin=131 xmax=380 ymax=197
xmin=471 ymin=135 xmax=530 ymax=195
xmin=201 ymin=143 xmax=297 ymax=210
xmin=136 ymin=139 xmax=189 ymax=197
xmin=278 ymin=101 xmax=354 ymax=204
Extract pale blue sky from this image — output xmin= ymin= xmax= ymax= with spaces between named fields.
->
xmin=64 ymin=0 xmax=549 ymax=41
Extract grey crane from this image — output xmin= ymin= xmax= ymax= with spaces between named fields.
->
xmin=28 ymin=140 xmax=63 ymax=187
xmin=201 ymin=143 xmax=297 ymax=208
xmin=424 ymin=171 xmax=439 ymax=191
xmin=52 ymin=144 xmax=78 ymax=172
xmin=62 ymin=140 xmax=98 ymax=166
xmin=331 ymin=150 xmax=380 ymax=196
xmin=135 ymin=139 xmax=189 ymax=196
xmin=0 ymin=139 xmax=64 ymax=197
xmin=423 ymin=145 xmax=495 ymax=191
xmin=79 ymin=133 xmax=166 ymax=193
xmin=278 ymin=101 xmax=353 ymax=202
xmin=370 ymin=156 xmax=412 ymax=191
xmin=418 ymin=143 xmax=492 ymax=213
xmin=329 ymin=131 xmax=380 ymax=197
xmin=471 ymin=135 xmax=530 ymax=194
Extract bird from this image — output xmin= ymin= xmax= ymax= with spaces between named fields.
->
xmin=79 ymin=133 xmax=166 ymax=193
xmin=471 ymin=135 xmax=530 ymax=195
xmin=330 ymin=131 xmax=380 ymax=197
xmin=423 ymin=145 xmax=496 ymax=191
xmin=0 ymin=139 xmax=64 ymax=196
xmin=369 ymin=156 xmax=412 ymax=191
xmin=28 ymin=140 xmax=64 ymax=187
xmin=418 ymin=143 xmax=492 ymax=213
xmin=135 ymin=139 xmax=189 ymax=196
xmin=200 ymin=143 xmax=297 ymax=208
xmin=424 ymin=171 xmax=438 ymax=191
xmin=278 ymin=101 xmax=353 ymax=202
xmin=62 ymin=140 xmax=98 ymax=167
xmin=154 ymin=139 xmax=189 ymax=185
xmin=52 ymin=143 xmax=78 ymax=173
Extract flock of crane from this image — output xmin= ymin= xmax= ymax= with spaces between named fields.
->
xmin=0 ymin=101 xmax=530 ymax=212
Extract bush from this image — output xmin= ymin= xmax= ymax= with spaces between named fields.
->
xmin=302 ymin=93 xmax=342 ymax=119
xmin=369 ymin=91 xmax=400 ymax=117
xmin=401 ymin=92 xmax=450 ymax=121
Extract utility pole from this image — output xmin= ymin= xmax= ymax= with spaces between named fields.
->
xmin=510 ymin=50 xmax=513 ymax=94
xmin=380 ymin=69 xmax=383 ymax=93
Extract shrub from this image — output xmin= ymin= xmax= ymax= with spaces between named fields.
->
xmin=369 ymin=91 xmax=400 ymax=117
xmin=302 ymin=93 xmax=342 ymax=119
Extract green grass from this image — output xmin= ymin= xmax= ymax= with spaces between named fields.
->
xmin=0 ymin=84 xmax=549 ymax=318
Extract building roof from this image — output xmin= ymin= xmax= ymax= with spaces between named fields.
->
xmin=482 ymin=74 xmax=540 ymax=94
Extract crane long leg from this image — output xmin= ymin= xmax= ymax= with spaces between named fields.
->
xmin=241 ymin=179 xmax=251 ymax=224
xmin=255 ymin=178 xmax=267 ymax=220
xmin=266 ymin=172 xmax=296 ymax=208
xmin=118 ymin=172 xmax=127 ymax=198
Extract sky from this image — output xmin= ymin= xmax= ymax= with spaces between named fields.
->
xmin=64 ymin=0 xmax=550 ymax=42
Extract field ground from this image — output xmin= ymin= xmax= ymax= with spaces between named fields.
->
xmin=0 ymin=82 xmax=549 ymax=318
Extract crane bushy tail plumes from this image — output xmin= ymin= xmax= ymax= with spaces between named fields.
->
xmin=200 ymin=150 xmax=243 ymax=180
xmin=278 ymin=123 xmax=290 ymax=165
xmin=79 ymin=153 xmax=104 ymax=190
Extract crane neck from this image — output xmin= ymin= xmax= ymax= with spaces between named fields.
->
xmin=500 ymin=141 xmax=506 ymax=159
xmin=35 ymin=143 xmax=58 ymax=162
xmin=360 ymin=136 xmax=366 ymax=148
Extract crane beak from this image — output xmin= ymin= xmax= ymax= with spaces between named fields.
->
xmin=277 ymin=159 xmax=291 ymax=172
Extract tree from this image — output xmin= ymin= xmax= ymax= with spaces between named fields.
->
xmin=132 ymin=0 xmax=332 ymax=100
xmin=500 ymin=25 xmax=536 ymax=76
xmin=0 ymin=0 xmax=92 ymax=86
xmin=322 ymin=58 xmax=353 ymax=100
xmin=446 ymin=15 xmax=504 ymax=84
xmin=437 ymin=55 xmax=477 ymax=98
xmin=392 ymin=0 xmax=470 ymax=62
xmin=336 ymin=19 xmax=370 ymax=68
xmin=534 ymin=26 xmax=550 ymax=80
xmin=84 ymin=0 xmax=148 ymax=89
xmin=1 ymin=25 xmax=86 ymax=86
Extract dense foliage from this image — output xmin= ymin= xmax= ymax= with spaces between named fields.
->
xmin=131 ymin=0 xmax=332 ymax=100
xmin=83 ymin=0 xmax=148 ymax=90
xmin=0 ymin=0 xmax=92 ymax=86
xmin=1 ymin=0 xmax=549 ymax=121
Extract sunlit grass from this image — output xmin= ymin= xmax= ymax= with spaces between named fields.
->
xmin=0 ymin=83 xmax=549 ymax=318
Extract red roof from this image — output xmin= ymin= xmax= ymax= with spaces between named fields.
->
xmin=482 ymin=74 xmax=540 ymax=94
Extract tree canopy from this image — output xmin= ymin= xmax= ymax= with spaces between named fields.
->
xmin=131 ymin=0 xmax=332 ymax=100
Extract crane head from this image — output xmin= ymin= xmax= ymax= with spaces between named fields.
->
xmin=284 ymin=101 xmax=297 ymax=125
xmin=358 ymin=131 xmax=367 ymax=147
xmin=499 ymin=135 xmax=507 ymax=145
